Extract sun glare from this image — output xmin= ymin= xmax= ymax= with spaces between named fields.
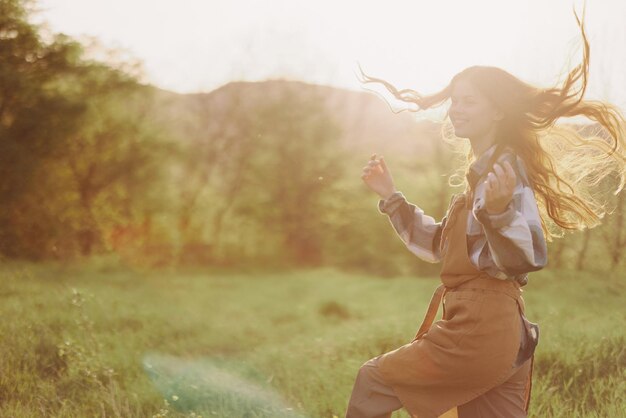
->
xmin=34 ymin=0 xmax=626 ymax=111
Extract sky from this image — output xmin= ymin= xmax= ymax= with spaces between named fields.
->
xmin=33 ymin=0 xmax=626 ymax=114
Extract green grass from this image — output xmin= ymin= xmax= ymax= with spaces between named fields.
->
xmin=0 ymin=261 xmax=623 ymax=417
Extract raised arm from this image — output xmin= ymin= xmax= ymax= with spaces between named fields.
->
xmin=378 ymin=191 xmax=448 ymax=263
xmin=471 ymin=154 xmax=548 ymax=275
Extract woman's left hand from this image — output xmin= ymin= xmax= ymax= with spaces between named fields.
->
xmin=484 ymin=161 xmax=516 ymax=214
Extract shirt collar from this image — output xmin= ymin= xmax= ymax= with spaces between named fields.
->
xmin=465 ymin=142 xmax=509 ymax=191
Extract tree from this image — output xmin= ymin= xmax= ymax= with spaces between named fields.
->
xmin=0 ymin=0 xmax=172 ymax=260
xmin=0 ymin=0 xmax=85 ymax=258
xmin=233 ymin=87 xmax=345 ymax=266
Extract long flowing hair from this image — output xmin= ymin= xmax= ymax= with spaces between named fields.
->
xmin=357 ymin=8 xmax=626 ymax=241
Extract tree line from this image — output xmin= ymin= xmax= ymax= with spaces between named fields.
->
xmin=1 ymin=0 xmax=623 ymax=275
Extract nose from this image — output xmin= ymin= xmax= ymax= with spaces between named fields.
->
xmin=449 ymin=101 xmax=470 ymax=118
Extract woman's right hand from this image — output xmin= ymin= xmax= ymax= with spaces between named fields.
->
xmin=361 ymin=153 xmax=397 ymax=200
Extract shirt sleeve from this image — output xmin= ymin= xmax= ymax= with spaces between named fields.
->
xmin=471 ymin=154 xmax=548 ymax=276
xmin=377 ymin=191 xmax=446 ymax=263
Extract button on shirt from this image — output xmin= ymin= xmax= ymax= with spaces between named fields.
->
xmin=377 ymin=143 xmax=548 ymax=286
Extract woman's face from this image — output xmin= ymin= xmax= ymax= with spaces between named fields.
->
xmin=448 ymin=78 xmax=503 ymax=139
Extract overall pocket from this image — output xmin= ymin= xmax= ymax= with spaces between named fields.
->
xmin=443 ymin=289 xmax=485 ymax=346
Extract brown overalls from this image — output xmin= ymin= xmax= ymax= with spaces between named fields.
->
xmin=376 ymin=191 xmax=537 ymax=418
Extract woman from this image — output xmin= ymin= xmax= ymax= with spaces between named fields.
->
xmin=347 ymin=10 xmax=625 ymax=418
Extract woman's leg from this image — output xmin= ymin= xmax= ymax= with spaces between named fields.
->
xmin=456 ymin=358 xmax=532 ymax=418
xmin=345 ymin=355 xmax=404 ymax=418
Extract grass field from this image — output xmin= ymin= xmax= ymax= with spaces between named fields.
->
xmin=0 ymin=260 xmax=624 ymax=417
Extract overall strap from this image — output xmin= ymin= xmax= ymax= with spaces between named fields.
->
xmin=514 ymin=297 xmax=539 ymax=414
xmin=411 ymin=284 xmax=448 ymax=342
xmin=466 ymin=142 xmax=506 ymax=206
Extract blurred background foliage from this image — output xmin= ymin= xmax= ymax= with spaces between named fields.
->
xmin=1 ymin=0 xmax=624 ymax=277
